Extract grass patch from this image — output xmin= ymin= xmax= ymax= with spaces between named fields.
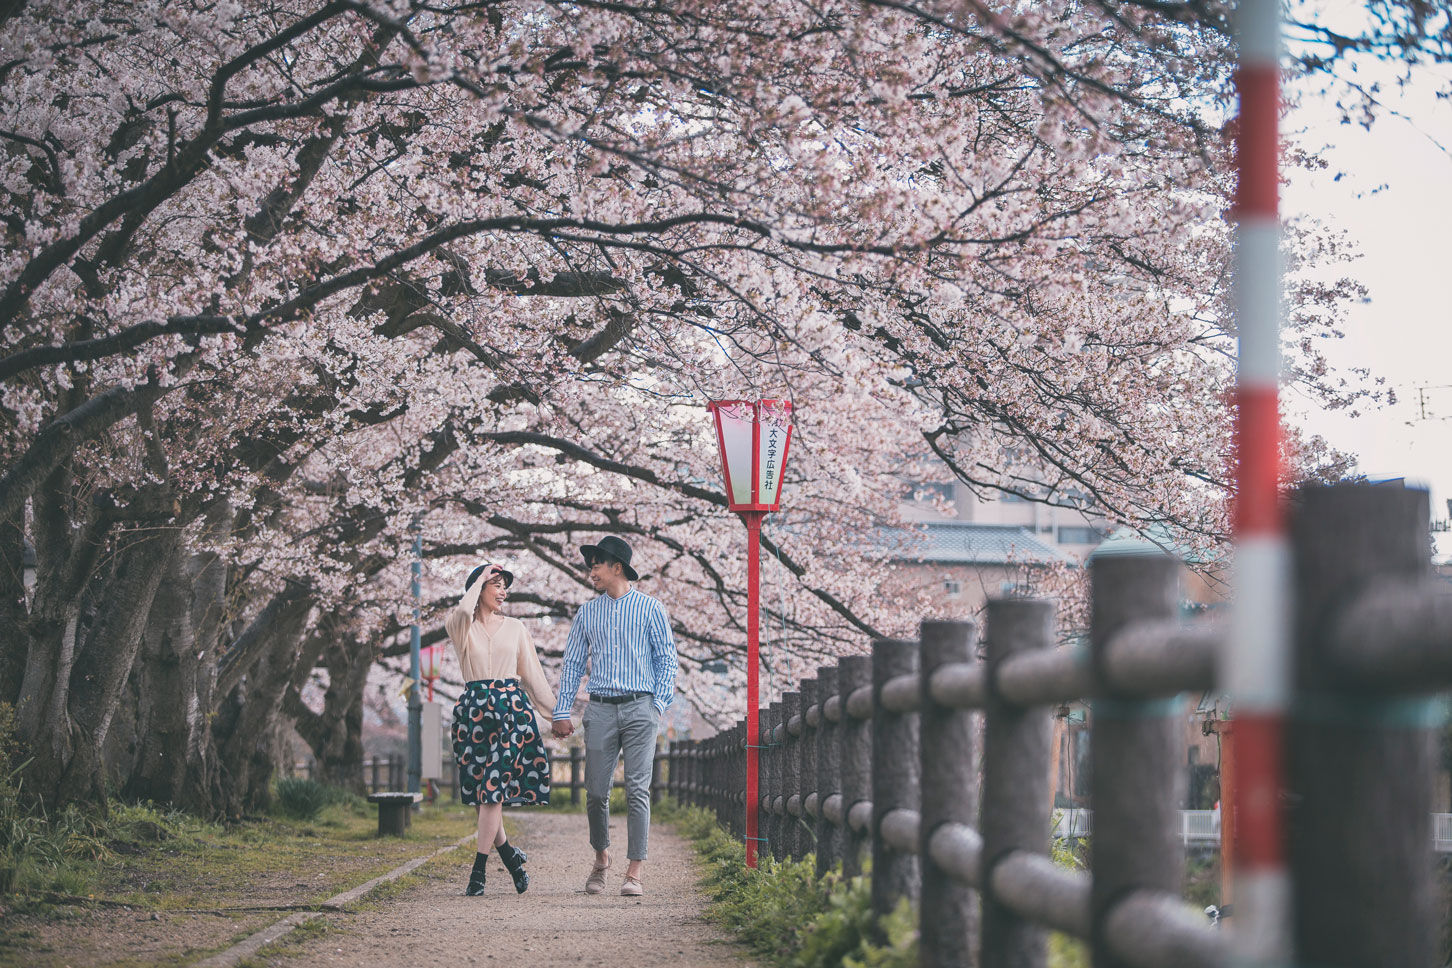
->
xmin=0 ymin=702 xmax=118 ymax=902
xmin=97 ymin=798 xmax=476 ymax=912
xmin=2 ymin=779 xmax=475 ymax=919
xmin=338 ymin=832 xmax=479 ymax=913
xmin=0 ymin=698 xmax=481 ymax=968
xmin=0 ymin=794 xmax=477 ymax=968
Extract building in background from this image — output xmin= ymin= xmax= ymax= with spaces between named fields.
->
xmin=885 ymin=519 xmax=1074 ymax=614
xmin=898 ymin=478 xmax=1112 ymax=560
xmin=890 ymin=475 xmax=1234 ymax=810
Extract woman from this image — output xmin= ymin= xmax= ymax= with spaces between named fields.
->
xmin=445 ymin=563 xmax=555 ymax=896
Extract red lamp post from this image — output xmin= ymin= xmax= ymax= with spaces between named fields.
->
xmin=707 ymin=399 xmax=794 ymax=868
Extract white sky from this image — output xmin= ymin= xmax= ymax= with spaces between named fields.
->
xmin=1283 ymin=59 xmax=1452 ymax=559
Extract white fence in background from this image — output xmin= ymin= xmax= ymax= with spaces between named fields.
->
xmin=1051 ymin=808 xmax=1219 ymax=845
xmin=1436 ymin=813 xmax=1452 ymax=852
xmin=1180 ymin=809 xmax=1221 ymax=844
xmin=1052 ymin=807 xmax=1095 ymax=840
xmin=1056 ymin=810 xmax=1452 ymax=851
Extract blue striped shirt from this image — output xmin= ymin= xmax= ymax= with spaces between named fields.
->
xmin=553 ymin=588 xmax=677 ymax=717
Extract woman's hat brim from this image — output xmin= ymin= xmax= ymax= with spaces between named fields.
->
xmin=466 ymin=564 xmax=515 ymax=590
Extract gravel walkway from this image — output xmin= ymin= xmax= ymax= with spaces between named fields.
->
xmin=273 ymin=811 xmax=753 ymax=968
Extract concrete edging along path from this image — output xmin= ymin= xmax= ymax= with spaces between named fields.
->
xmin=194 ymin=834 xmax=476 ymax=968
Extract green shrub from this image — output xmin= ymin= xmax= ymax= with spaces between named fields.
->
xmin=273 ymin=778 xmax=333 ymax=820
xmin=1049 ymin=931 xmax=1091 ymax=968
xmin=1049 ymin=829 xmax=1089 ymax=968
xmin=844 ymin=895 xmax=919 ymax=968
xmin=664 ymin=799 xmax=916 ymax=968
xmin=272 ymin=777 xmax=364 ymax=821
xmin=791 ymin=870 xmax=873 ymax=967
xmin=666 ymin=798 xmax=1097 ymax=968
xmin=715 ymin=853 xmax=830 ymax=957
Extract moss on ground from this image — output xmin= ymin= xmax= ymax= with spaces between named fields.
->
xmin=93 ymin=798 xmax=477 ymax=912
xmin=0 ymin=797 xmax=479 ymax=968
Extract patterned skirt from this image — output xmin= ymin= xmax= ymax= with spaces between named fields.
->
xmin=452 ymin=679 xmax=551 ymax=807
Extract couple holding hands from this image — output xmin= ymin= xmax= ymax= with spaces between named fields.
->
xmin=443 ymin=536 xmax=676 ymax=899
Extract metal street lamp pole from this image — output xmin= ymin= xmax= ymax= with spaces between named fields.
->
xmin=707 ymin=398 xmax=793 ymax=869
xmin=407 ymin=522 xmax=422 ymax=795
xmin=741 ymin=509 xmax=765 ymax=867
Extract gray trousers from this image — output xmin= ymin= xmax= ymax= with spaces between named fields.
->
xmin=583 ymin=695 xmax=659 ymax=861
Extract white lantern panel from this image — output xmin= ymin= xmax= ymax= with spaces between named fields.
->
xmin=756 ymin=400 xmax=792 ymax=507
xmin=716 ymin=402 xmax=757 ymax=507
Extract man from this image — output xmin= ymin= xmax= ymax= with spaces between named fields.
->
xmin=552 ymin=535 xmax=677 ymax=897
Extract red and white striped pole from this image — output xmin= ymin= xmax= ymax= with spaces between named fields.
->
xmin=1227 ymin=0 xmax=1291 ymax=962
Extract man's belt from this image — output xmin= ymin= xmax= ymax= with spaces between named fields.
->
xmin=589 ymin=691 xmax=653 ymax=705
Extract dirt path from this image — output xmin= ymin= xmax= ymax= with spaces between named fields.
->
xmin=271 ymin=811 xmax=753 ymax=968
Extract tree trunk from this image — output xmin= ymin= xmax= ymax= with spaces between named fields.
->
xmin=0 ymin=506 xmax=28 ymax=706
xmin=39 ymin=519 xmax=181 ymax=806
xmin=211 ymin=591 xmax=314 ymax=818
xmin=120 ymin=516 xmax=228 ymax=809
xmin=14 ymin=465 xmax=108 ymax=801
xmin=286 ymin=628 xmax=376 ymax=795
xmin=15 ymin=600 xmax=82 ymax=801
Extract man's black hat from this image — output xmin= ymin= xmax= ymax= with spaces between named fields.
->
xmin=580 ymin=535 xmax=639 ymax=582
xmin=465 ymin=563 xmax=515 ymax=591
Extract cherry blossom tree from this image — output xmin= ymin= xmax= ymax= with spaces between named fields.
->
xmin=0 ymin=0 xmax=1385 ymax=812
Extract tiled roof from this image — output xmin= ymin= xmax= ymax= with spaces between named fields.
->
xmin=1088 ymin=525 xmax=1215 ymax=565
xmin=885 ymin=523 xmax=1074 ymax=566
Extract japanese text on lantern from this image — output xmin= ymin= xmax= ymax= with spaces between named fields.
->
xmin=764 ymin=428 xmax=782 ymax=496
xmin=756 ymin=400 xmax=791 ymax=508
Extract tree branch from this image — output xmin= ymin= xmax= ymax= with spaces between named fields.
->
xmin=0 ymin=316 xmax=238 ymax=382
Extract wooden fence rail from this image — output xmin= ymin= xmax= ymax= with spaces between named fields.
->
xmin=665 ymin=484 xmax=1452 ymax=968
xmin=544 ymin=747 xmax=668 ymax=806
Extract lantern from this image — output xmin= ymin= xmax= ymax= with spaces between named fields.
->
xmin=708 ymin=399 xmax=794 ymax=511
xmin=707 ymin=399 xmax=794 ymax=867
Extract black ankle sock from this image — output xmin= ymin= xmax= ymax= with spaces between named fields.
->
xmin=497 ymin=841 xmax=520 ymax=866
xmin=471 ymin=851 xmax=490 ymax=872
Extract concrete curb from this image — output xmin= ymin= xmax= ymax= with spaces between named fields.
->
xmin=319 ymin=834 xmax=474 ymax=911
xmin=195 ymin=834 xmax=474 ymax=968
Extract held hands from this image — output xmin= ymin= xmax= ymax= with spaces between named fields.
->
xmin=552 ymin=718 xmax=575 ymax=739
